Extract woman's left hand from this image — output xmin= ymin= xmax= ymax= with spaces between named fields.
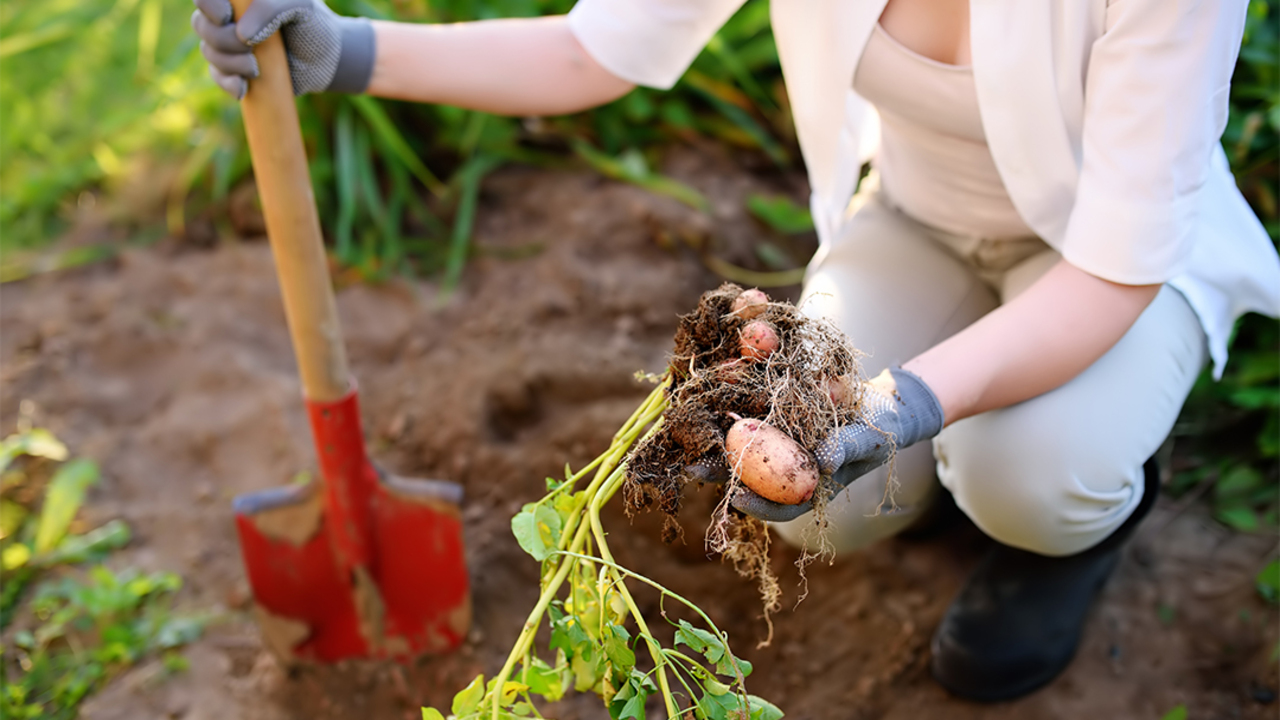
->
xmin=685 ymin=366 xmax=945 ymax=522
xmin=729 ymin=366 xmax=945 ymax=522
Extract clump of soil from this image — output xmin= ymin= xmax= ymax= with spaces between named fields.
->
xmin=624 ymin=283 xmax=868 ymax=625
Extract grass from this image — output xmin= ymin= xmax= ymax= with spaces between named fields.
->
xmin=1 ymin=0 xmax=792 ymax=284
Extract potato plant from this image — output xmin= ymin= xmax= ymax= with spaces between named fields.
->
xmin=423 ymin=380 xmax=782 ymax=720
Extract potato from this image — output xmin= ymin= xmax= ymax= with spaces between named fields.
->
xmin=725 ymin=417 xmax=819 ymax=505
xmin=740 ymin=320 xmax=779 ymax=361
xmin=716 ymin=357 xmax=746 ymax=384
xmin=731 ymin=289 xmax=769 ymax=320
xmin=825 ymin=374 xmax=857 ymax=409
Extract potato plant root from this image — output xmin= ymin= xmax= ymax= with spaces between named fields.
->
xmin=625 ymin=283 xmax=868 ymax=621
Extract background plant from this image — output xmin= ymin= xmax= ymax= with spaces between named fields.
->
xmin=0 ymin=426 xmax=203 ymax=719
xmin=1 ymin=0 xmax=795 ymax=285
xmin=1169 ymin=0 xmax=1279 ymax=533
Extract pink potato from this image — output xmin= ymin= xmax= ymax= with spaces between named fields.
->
xmin=739 ymin=320 xmax=780 ymax=361
xmin=717 ymin=357 xmax=746 ymax=384
xmin=825 ymin=374 xmax=857 ymax=409
xmin=725 ymin=417 xmax=820 ymax=505
xmin=731 ymin=289 xmax=769 ymax=320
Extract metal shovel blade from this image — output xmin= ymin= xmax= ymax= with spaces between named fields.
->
xmin=232 ymin=391 xmax=471 ymax=663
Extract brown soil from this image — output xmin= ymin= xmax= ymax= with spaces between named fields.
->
xmin=2 ymin=147 xmax=1276 ymax=720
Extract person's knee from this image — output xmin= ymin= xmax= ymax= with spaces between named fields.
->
xmin=935 ymin=421 xmax=1127 ymax=557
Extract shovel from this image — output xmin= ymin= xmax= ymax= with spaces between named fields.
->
xmin=227 ymin=0 xmax=470 ymax=663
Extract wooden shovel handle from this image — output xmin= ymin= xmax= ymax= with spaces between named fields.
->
xmin=232 ymin=0 xmax=349 ymax=402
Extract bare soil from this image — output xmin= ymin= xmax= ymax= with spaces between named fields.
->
xmin=2 ymin=147 xmax=1276 ymax=720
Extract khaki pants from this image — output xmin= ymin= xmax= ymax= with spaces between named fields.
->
xmin=773 ymin=180 xmax=1207 ymax=557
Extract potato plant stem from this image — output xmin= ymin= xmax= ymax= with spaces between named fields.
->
xmin=488 ymin=381 xmax=670 ymax=719
xmin=589 ymin=466 xmax=680 ymax=716
xmin=556 ymin=551 xmax=751 ymax=690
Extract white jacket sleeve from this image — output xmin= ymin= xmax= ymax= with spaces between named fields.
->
xmin=1060 ymin=0 xmax=1247 ymax=285
xmin=567 ymin=0 xmax=747 ymax=90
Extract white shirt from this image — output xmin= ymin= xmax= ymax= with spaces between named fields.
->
xmin=567 ymin=0 xmax=1280 ymax=378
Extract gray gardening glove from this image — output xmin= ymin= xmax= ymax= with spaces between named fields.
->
xmin=191 ymin=0 xmax=375 ymax=99
xmin=726 ymin=366 xmax=945 ymax=522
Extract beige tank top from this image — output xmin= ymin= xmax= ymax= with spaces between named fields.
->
xmin=853 ymin=23 xmax=1035 ymax=239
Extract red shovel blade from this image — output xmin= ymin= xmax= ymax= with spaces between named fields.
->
xmin=233 ymin=391 xmax=470 ymax=663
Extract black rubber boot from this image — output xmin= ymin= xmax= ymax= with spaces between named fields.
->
xmin=929 ymin=459 xmax=1159 ymax=701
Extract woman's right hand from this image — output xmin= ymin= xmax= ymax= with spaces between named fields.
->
xmin=190 ymin=0 xmax=375 ymax=99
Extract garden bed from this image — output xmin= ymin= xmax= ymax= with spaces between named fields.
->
xmin=2 ymin=153 xmax=1275 ymax=720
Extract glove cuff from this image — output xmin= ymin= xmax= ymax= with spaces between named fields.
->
xmin=329 ymin=18 xmax=375 ymax=93
xmin=888 ymin=366 xmax=944 ymax=447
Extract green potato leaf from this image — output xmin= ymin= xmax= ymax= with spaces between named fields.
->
xmin=748 ymin=694 xmax=785 ymax=720
xmin=696 ymin=691 xmax=785 ymax=720
xmin=696 ymin=689 xmax=739 ymax=720
xmin=571 ymin=644 xmax=604 ymax=692
xmin=616 ymin=692 xmax=646 ymax=720
xmin=452 ymin=674 xmax=486 ymax=716
xmin=675 ymin=620 xmax=752 ymax=678
xmin=550 ymin=604 xmax=591 ymax=656
xmin=602 ymin=625 xmax=636 ymax=674
xmin=609 ymin=671 xmax=656 ymax=720
xmin=704 ymin=679 xmax=732 ymax=696
xmin=522 ymin=655 xmax=568 ymax=702
xmin=511 ymin=503 xmax=562 ymax=561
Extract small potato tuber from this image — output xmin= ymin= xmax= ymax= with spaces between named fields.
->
xmin=725 ymin=417 xmax=820 ymax=505
xmin=740 ymin=320 xmax=780 ymax=361
xmin=825 ymin=374 xmax=858 ymax=410
xmin=731 ymin=289 xmax=769 ymax=319
xmin=717 ymin=358 xmax=747 ymax=385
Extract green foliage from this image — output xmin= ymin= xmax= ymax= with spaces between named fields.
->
xmin=746 ymin=194 xmax=814 ymax=235
xmin=0 ymin=0 xmax=787 ymax=285
xmin=0 ymin=428 xmax=201 ymax=720
xmin=2 ymin=566 xmax=200 ymax=720
xmin=1161 ymin=705 xmax=1188 ymax=720
xmin=431 ymin=383 xmax=782 ymax=719
xmin=1257 ymin=558 xmax=1280 ymax=604
xmin=1 ymin=430 xmax=123 ymax=618
xmin=0 ymin=0 xmax=226 ymax=251
xmin=1172 ymin=0 xmax=1280 ymax=534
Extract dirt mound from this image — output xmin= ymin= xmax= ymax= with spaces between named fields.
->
xmin=2 ymin=149 xmax=1275 ymax=720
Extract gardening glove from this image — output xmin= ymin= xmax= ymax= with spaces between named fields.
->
xmin=191 ymin=0 xmax=375 ymax=100
xmin=728 ymin=366 xmax=945 ymax=522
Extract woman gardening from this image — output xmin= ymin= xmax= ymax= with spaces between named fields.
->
xmin=193 ymin=0 xmax=1280 ymax=701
